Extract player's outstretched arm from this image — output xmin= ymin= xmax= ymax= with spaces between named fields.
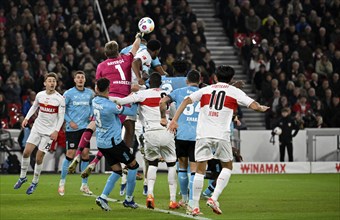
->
xmin=121 ymin=103 xmax=138 ymax=116
xmin=248 ymin=101 xmax=270 ymax=112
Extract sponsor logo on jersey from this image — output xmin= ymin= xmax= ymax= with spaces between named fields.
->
xmin=39 ymin=103 xmax=59 ymax=113
xmin=116 ymin=105 xmax=123 ymax=111
xmin=107 ymin=59 xmax=124 ymax=65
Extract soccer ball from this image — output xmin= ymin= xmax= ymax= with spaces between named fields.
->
xmin=138 ymin=17 xmax=154 ymax=34
xmin=273 ymin=127 xmax=282 ymax=135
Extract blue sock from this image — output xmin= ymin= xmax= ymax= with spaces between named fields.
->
xmin=60 ymin=157 xmax=71 ymax=180
xmin=208 ymin=179 xmax=214 ymax=185
xmin=81 ymin=160 xmax=89 ymax=184
xmin=102 ymin=172 xmax=121 ymax=197
xmin=189 ymin=172 xmax=195 ymax=200
xmin=178 ymin=168 xmax=188 ymax=196
xmin=204 ymin=183 xmax=215 ymax=196
xmin=126 ymin=168 xmax=137 ymax=198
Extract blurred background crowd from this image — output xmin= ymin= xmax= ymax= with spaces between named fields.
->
xmin=0 ymin=0 xmax=339 ymax=130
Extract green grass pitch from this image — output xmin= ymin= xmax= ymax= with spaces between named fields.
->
xmin=1 ymin=173 xmax=339 ymax=220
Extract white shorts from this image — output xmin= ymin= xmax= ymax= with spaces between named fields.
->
xmin=26 ymin=129 xmax=53 ymax=153
xmin=195 ymin=138 xmax=233 ymax=162
xmin=143 ymin=129 xmax=176 ymax=163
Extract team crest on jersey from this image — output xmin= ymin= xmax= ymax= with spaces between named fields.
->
xmin=142 ymin=55 xmax=147 ymax=60
xmin=116 ymin=105 xmax=123 ymax=111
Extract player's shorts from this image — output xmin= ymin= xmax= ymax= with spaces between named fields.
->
xmin=26 ymin=129 xmax=53 ymax=153
xmin=175 ymin=139 xmax=195 ymax=162
xmin=143 ymin=129 xmax=176 ymax=163
xmin=98 ymin=140 xmax=135 ymax=167
xmin=66 ymin=129 xmax=86 ymax=150
xmin=195 ymin=138 xmax=233 ymax=162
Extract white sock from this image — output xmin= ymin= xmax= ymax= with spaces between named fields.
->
xmin=211 ymin=168 xmax=232 ymax=201
xmin=20 ymin=157 xmax=30 ymax=178
xmin=192 ymin=173 xmax=204 ymax=208
xmin=59 ymin=179 xmax=65 ymax=186
xmin=32 ymin=163 xmax=43 ymax=184
xmin=147 ymin=165 xmax=157 ymax=196
xmin=121 ymin=172 xmax=127 ymax=185
xmin=168 ymin=166 xmax=177 ymax=201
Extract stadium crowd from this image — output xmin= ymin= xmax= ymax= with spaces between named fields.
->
xmin=0 ymin=0 xmax=339 ymax=130
xmin=215 ymin=0 xmax=339 ymax=128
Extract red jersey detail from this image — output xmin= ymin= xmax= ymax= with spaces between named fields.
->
xmin=39 ymin=103 xmax=59 ymax=113
xmin=140 ymin=97 xmax=161 ymax=107
xmin=200 ymin=94 xmax=211 ymax=107
xmin=224 ymin=96 xmax=238 ymax=111
xmin=200 ymin=94 xmax=238 ymax=111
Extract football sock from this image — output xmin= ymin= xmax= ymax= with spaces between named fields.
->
xmin=193 ymin=173 xmax=204 ymax=208
xmin=101 ymin=172 xmax=121 ymax=199
xmin=168 ymin=166 xmax=177 ymax=201
xmin=189 ymin=172 xmax=195 ymax=201
xmin=147 ymin=165 xmax=157 ymax=196
xmin=126 ymin=168 xmax=137 ymax=199
xmin=76 ymin=129 xmax=93 ymax=157
xmin=32 ymin=163 xmax=43 ymax=184
xmin=91 ymin=151 xmax=103 ymax=165
xmin=178 ymin=168 xmax=188 ymax=200
xmin=81 ymin=159 xmax=89 ymax=184
xmin=20 ymin=157 xmax=30 ymax=178
xmin=211 ymin=168 xmax=232 ymax=201
xmin=61 ymin=156 xmax=72 ymax=180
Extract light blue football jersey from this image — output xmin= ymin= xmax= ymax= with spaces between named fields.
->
xmin=161 ymin=76 xmax=187 ymax=93
xmin=169 ymin=86 xmax=200 ymax=141
xmin=92 ymin=96 xmax=137 ymax=148
xmin=64 ymin=87 xmax=94 ymax=132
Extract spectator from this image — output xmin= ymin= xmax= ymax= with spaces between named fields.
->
xmin=22 ymin=90 xmax=36 ymax=116
xmin=315 ymin=55 xmax=333 ymax=79
xmin=292 ymin=95 xmax=311 ymax=118
xmin=245 ymin=8 xmax=261 ymax=34
xmin=3 ymin=72 xmax=21 ymax=104
xmin=329 ymin=73 xmax=340 ymax=96
xmin=0 ymin=93 xmax=9 ymax=127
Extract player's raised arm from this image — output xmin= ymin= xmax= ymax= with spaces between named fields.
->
xmin=130 ymin=32 xmax=143 ymax=56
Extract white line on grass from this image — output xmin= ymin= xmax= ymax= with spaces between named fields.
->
xmin=83 ymin=194 xmax=212 ymax=220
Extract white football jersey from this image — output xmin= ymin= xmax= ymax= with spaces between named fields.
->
xmin=131 ymin=48 xmax=152 ymax=84
xmin=116 ymin=88 xmax=168 ymax=132
xmin=190 ymin=82 xmax=254 ymax=140
xmin=25 ymin=91 xmax=65 ymax=135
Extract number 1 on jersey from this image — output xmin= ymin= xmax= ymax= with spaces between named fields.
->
xmin=115 ymin=64 xmax=126 ymax=80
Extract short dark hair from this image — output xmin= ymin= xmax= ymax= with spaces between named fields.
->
xmin=96 ymin=78 xmax=110 ymax=92
xmin=45 ymin=72 xmax=58 ymax=81
xmin=147 ymin=39 xmax=161 ymax=51
xmin=186 ymin=69 xmax=200 ymax=84
xmin=172 ymin=59 xmax=187 ymax=75
xmin=149 ymin=72 xmax=162 ymax=88
xmin=215 ymin=65 xmax=234 ymax=83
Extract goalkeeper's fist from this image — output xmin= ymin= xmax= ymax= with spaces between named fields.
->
xmin=135 ymin=32 xmax=144 ymax=39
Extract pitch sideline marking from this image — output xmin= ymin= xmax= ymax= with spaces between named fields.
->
xmin=83 ymin=194 xmax=212 ymax=220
